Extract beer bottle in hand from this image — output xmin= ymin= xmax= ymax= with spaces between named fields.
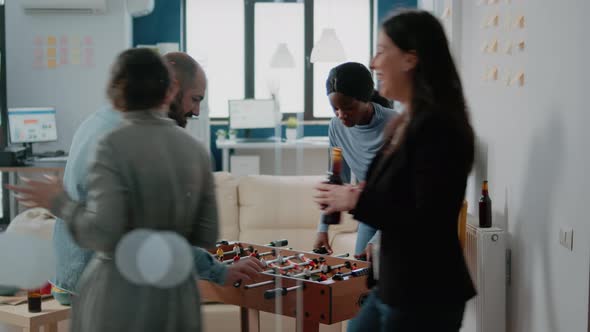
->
xmin=321 ymin=147 xmax=343 ymax=225
xmin=479 ymin=180 xmax=492 ymax=228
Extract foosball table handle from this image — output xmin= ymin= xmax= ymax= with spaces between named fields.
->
xmin=263 ymin=284 xmax=304 ymax=300
xmin=268 ymin=239 xmax=289 ymax=247
xmin=264 ymin=288 xmax=287 ymax=300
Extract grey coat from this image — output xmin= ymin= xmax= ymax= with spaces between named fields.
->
xmin=52 ymin=110 xmax=218 ymax=332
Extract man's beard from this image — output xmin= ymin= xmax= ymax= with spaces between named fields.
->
xmin=168 ymin=93 xmax=187 ymax=128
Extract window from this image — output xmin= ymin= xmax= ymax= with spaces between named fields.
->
xmin=184 ymin=0 xmax=374 ymax=119
xmin=254 ymin=3 xmax=304 ymax=114
xmin=185 ymin=0 xmax=244 ymax=118
xmin=313 ymin=0 xmax=371 ymax=118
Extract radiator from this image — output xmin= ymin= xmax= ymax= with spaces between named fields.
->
xmin=462 ymin=223 xmax=506 ymax=332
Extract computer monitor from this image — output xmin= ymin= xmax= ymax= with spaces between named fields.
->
xmin=228 ymin=99 xmax=279 ymax=130
xmin=8 ymin=107 xmax=58 ymax=144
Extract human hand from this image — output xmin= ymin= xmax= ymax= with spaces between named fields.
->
xmin=313 ymin=183 xmax=361 ymax=214
xmin=224 ymin=257 xmax=265 ymax=287
xmin=6 ymin=175 xmax=63 ymax=210
xmin=313 ymin=232 xmax=333 ymax=255
xmin=363 ymin=243 xmax=374 ymax=262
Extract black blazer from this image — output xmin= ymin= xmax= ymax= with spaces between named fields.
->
xmin=353 ymin=110 xmax=477 ymax=309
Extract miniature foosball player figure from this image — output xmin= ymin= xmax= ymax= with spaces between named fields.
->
xmin=233 ymin=243 xmax=241 ymax=256
xmin=250 ymin=249 xmax=259 ymax=258
xmin=216 ymin=247 xmax=224 ymax=261
xmin=233 ymin=254 xmax=241 ymax=262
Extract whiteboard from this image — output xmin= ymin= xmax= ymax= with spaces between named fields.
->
xmin=228 ymin=99 xmax=278 ymax=129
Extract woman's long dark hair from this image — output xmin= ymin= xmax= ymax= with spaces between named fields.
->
xmin=382 ymin=10 xmax=474 ymax=166
xmin=326 ymin=62 xmax=392 ymax=108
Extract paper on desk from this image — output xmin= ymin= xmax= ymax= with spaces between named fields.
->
xmin=0 ymin=296 xmax=27 ymax=305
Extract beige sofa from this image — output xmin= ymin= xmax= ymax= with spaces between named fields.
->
xmin=203 ymin=172 xmax=359 ymax=332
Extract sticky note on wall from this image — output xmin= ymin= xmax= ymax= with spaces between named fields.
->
xmin=489 ymin=67 xmax=499 ymax=81
xmin=515 ymin=15 xmax=525 ymax=28
xmin=47 ymin=36 xmax=56 ymax=46
xmin=47 ymin=48 xmax=56 ymax=58
xmin=489 ymin=15 xmax=499 ymax=27
xmin=515 ymin=71 xmax=525 ymax=86
xmin=47 ymin=58 xmax=57 ymax=69
xmin=489 ymin=39 xmax=499 ymax=52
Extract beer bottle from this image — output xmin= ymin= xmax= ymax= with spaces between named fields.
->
xmin=321 ymin=147 xmax=343 ymax=225
xmin=479 ymin=180 xmax=492 ymax=228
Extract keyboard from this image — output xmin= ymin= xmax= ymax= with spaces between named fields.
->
xmin=234 ymin=137 xmax=285 ymax=143
xmin=35 ymin=156 xmax=68 ymax=162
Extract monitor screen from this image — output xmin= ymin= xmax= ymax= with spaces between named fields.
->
xmin=228 ymin=99 xmax=278 ymax=130
xmin=8 ymin=107 xmax=58 ymax=144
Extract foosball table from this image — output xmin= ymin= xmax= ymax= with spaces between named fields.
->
xmin=198 ymin=240 xmax=371 ymax=332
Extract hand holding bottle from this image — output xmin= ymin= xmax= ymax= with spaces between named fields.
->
xmin=314 ymin=183 xmax=362 ymax=214
xmin=313 ymin=232 xmax=333 ymax=254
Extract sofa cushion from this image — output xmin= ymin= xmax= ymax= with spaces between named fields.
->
xmin=237 ymin=175 xmax=357 ymax=246
xmin=213 ymin=172 xmax=239 ymax=241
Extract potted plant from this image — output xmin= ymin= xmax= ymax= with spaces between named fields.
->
xmin=285 ymin=117 xmax=298 ymax=141
xmin=229 ymin=129 xmax=237 ymax=140
xmin=216 ymin=129 xmax=227 ymax=142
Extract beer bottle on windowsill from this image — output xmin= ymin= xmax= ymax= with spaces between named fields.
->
xmin=321 ymin=147 xmax=343 ymax=225
xmin=479 ymin=180 xmax=492 ymax=228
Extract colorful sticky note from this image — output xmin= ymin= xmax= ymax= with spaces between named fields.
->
xmin=47 ymin=36 xmax=57 ymax=47
xmin=516 ymin=15 xmax=525 ymax=28
xmin=60 ymin=36 xmax=68 ymax=47
xmin=505 ymin=70 xmax=513 ymax=86
xmin=83 ymin=48 xmax=93 ymax=65
xmin=60 ymin=48 xmax=68 ymax=64
xmin=515 ymin=71 xmax=525 ymax=86
xmin=71 ymin=36 xmax=81 ymax=48
xmin=71 ymin=48 xmax=80 ymax=65
xmin=442 ymin=7 xmax=451 ymax=19
xmin=47 ymin=58 xmax=57 ymax=69
xmin=83 ymin=36 xmax=93 ymax=46
xmin=489 ymin=39 xmax=498 ymax=53
xmin=60 ymin=54 xmax=68 ymax=65
xmin=489 ymin=15 xmax=499 ymax=27
xmin=34 ymin=36 xmax=43 ymax=46
xmin=47 ymin=48 xmax=57 ymax=58
xmin=489 ymin=67 xmax=498 ymax=81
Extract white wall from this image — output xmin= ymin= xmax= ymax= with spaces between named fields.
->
xmin=5 ymin=0 xmax=132 ymax=152
xmin=460 ymin=1 xmax=589 ymax=331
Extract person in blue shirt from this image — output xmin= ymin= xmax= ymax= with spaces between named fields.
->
xmin=313 ymin=62 xmax=398 ymax=259
xmin=50 ymin=52 xmax=262 ymax=305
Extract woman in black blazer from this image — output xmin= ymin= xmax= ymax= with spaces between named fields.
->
xmin=315 ymin=10 xmax=476 ymax=332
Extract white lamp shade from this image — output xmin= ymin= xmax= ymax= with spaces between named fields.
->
xmin=310 ymin=28 xmax=346 ymax=63
xmin=270 ymin=43 xmax=296 ymax=68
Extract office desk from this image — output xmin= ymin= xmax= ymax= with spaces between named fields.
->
xmin=1 ymin=162 xmax=66 ymax=221
xmin=216 ymin=138 xmax=329 ymax=173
